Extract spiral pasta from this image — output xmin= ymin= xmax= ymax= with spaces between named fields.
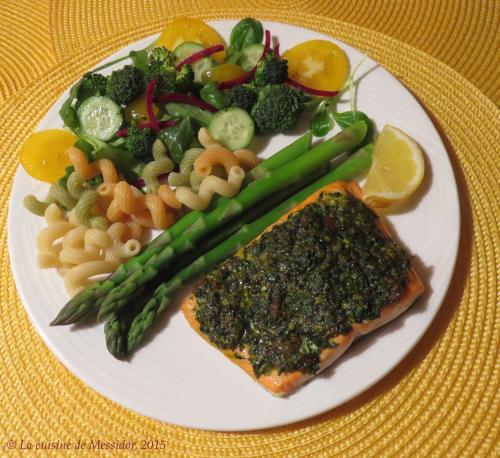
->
xmin=175 ymin=166 xmax=245 ymax=210
xmin=24 ymin=182 xmax=77 ymax=216
xmin=36 ymin=204 xmax=76 ymax=268
xmin=142 ymin=139 xmax=175 ymax=193
xmin=101 ymin=181 xmax=179 ymax=229
xmin=189 ymin=171 xmax=204 ymax=193
xmin=180 ymin=148 xmax=204 ymax=175
xmin=67 ymin=171 xmax=91 ymax=199
xmin=24 ymin=147 xmax=120 ymax=218
xmin=167 ymin=147 xmax=203 ymax=187
xmin=35 ymin=205 xmax=142 ymax=296
xmin=194 ymin=146 xmax=239 ymax=177
xmin=102 ymin=222 xmax=142 ymax=264
xmin=157 ymin=184 xmax=182 ymax=209
xmin=123 ymin=218 xmax=143 ymax=240
xmin=151 ymin=138 xmax=167 ymax=158
xmin=73 ymin=190 xmax=109 ymax=229
xmin=67 ymin=146 xmax=119 ymax=183
xmin=233 ymin=149 xmax=260 ymax=170
xmin=197 ymin=127 xmax=219 ymax=149
xmin=167 ymin=172 xmax=190 ymax=187
xmin=23 ymin=195 xmax=51 ymax=217
xmin=64 ymin=261 xmax=119 ymax=296
xmin=59 ymin=227 xmax=102 ymax=266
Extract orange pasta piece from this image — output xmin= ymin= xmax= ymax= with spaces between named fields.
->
xmin=158 ymin=184 xmax=182 ymax=209
xmin=67 ymin=147 xmax=119 ymax=182
xmin=233 ymin=149 xmax=260 ymax=170
xmin=194 ymin=146 xmax=239 ymax=177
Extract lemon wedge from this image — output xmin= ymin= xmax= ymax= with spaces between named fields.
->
xmin=363 ymin=125 xmax=425 ymax=207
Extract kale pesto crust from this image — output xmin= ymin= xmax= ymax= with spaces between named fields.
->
xmin=182 ymin=182 xmax=424 ymax=396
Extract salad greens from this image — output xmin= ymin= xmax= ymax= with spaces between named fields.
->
xmin=199 ymin=82 xmax=225 ymax=109
xmin=56 ymin=17 xmax=374 ymax=189
xmin=309 ymin=54 xmax=374 ymax=144
xmin=226 ymin=17 xmax=264 ymax=63
xmin=159 ymin=118 xmax=194 ymax=164
xmin=57 ymin=17 xmax=319 ymax=183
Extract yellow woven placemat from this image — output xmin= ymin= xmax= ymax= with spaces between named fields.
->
xmin=1 ymin=1 xmax=499 ymax=104
xmin=1 ymin=7 xmax=499 ymax=458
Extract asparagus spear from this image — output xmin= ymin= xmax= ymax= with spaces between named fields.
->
xmin=51 ymin=132 xmax=312 ymax=326
xmin=125 ymin=144 xmax=374 ymax=353
xmin=97 ymin=122 xmax=367 ymax=320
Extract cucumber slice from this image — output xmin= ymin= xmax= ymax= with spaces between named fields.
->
xmin=77 ymin=96 xmax=122 ymax=141
xmin=208 ymin=107 xmax=254 ymax=150
xmin=174 ymin=42 xmax=214 ymax=83
xmin=238 ymin=44 xmax=265 ymax=71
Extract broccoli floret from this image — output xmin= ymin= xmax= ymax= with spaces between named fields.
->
xmin=254 ymin=53 xmax=288 ymax=86
xmin=250 ymin=84 xmax=302 ymax=133
xmin=175 ymin=64 xmax=194 ymax=93
xmin=223 ymin=85 xmax=257 ymax=112
xmin=79 ymin=73 xmax=108 ymax=97
xmin=147 ymin=47 xmax=192 ymax=94
xmin=149 ymin=46 xmax=176 ymax=66
xmin=125 ymin=123 xmax=156 ymax=162
xmin=293 ymin=88 xmax=312 ymax=105
xmin=106 ymin=65 xmax=145 ymax=105
xmin=147 ymin=61 xmax=177 ymax=93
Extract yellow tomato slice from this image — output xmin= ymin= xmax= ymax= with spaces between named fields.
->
xmin=282 ymin=40 xmax=349 ymax=92
xmin=20 ymin=129 xmax=77 ymax=183
xmin=156 ymin=18 xmax=226 ymax=63
xmin=201 ymin=64 xmax=246 ymax=84
xmin=124 ymin=93 xmax=159 ymax=123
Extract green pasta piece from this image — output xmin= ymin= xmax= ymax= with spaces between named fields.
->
xmin=143 ymin=157 xmax=175 ymax=193
xmin=74 ymin=190 xmax=109 ymax=229
xmin=151 ymin=138 xmax=167 ymax=161
xmin=47 ymin=182 xmax=77 ymax=210
xmin=24 ymin=181 xmax=77 ymax=217
xmin=23 ymin=195 xmax=50 ymax=216
xmin=67 ymin=171 xmax=90 ymax=199
xmin=179 ymin=148 xmax=203 ymax=176
xmin=189 ymin=170 xmax=203 ymax=193
xmin=165 ymin=147 xmax=203 ymax=190
xmin=167 ymin=172 xmax=190 ymax=187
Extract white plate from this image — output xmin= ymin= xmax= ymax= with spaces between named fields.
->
xmin=8 ymin=20 xmax=459 ymax=431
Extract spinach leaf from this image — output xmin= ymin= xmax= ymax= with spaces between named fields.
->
xmin=226 ymin=18 xmax=263 ymax=63
xmin=199 ymin=82 xmax=225 ymax=109
xmin=129 ymin=49 xmax=149 ymax=73
xmin=333 ymin=111 xmax=374 ymax=144
xmin=59 ymin=80 xmax=82 ymax=129
xmin=230 ymin=18 xmax=264 ymax=50
xmin=159 ymin=118 xmax=194 ymax=164
xmin=74 ymin=138 xmax=94 ymax=156
xmin=310 ymin=108 xmax=333 ymax=137
xmin=58 ymin=165 xmax=75 ymax=188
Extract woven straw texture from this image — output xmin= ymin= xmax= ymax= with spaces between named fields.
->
xmin=1 ymin=2 xmax=499 ymax=457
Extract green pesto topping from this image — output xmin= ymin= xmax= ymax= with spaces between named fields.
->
xmin=194 ymin=192 xmax=410 ymax=377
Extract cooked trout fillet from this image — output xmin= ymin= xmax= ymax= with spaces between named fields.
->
xmin=182 ymin=181 xmax=424 ymax=396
